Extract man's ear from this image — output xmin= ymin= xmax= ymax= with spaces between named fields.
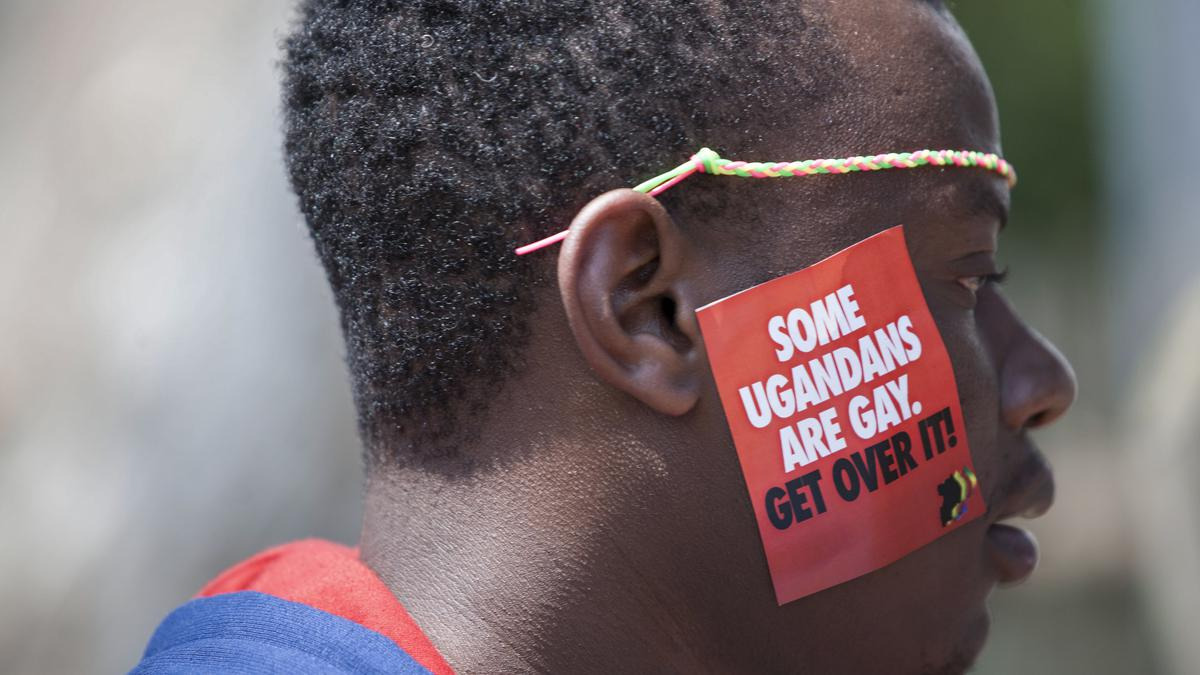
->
xmin=557 ymin=189 xmax=702 ymax=416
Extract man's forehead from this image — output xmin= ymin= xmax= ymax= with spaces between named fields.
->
xmin=792 ymin=0 xmax=1001 ymax=156
xmin=670 ymin=0 xmax=1007 ymax=279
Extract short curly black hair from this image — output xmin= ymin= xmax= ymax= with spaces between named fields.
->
xmin=281 ymin=0 xmax=850 ymax=466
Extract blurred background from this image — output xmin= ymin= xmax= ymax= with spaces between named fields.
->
xmin=0 ymin=1 xmax=1195 ymax=673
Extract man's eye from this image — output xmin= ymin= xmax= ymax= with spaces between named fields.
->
xmin=955 ymin=268 xmax=1009 ymax=293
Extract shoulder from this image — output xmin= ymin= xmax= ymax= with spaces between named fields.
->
xmin=132 ymin=590 xmax=431 ymax=674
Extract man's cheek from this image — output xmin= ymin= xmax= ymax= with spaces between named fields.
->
xmin=934 ymin=311 xmax=1002 ymax=488
xmin=699 ymin=227 xmax=990 ymax=605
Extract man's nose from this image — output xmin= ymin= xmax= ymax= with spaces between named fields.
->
xmin=999 ymin=323 xmax=1077 ymax=431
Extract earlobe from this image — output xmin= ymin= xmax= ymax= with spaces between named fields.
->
xmin=557 ymin=189 xmax=702 ymax=416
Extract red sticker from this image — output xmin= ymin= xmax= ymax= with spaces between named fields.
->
xmin=696 ymin=225 xmax=984 ymax=605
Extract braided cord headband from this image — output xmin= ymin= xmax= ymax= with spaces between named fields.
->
xmin=514 ymin=147 xmax=1017 ymax=255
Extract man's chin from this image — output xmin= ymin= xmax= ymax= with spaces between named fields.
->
xmin=920 ymin=605 xmax=990 ymax=675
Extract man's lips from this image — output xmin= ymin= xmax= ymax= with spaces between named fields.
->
xmin=986 ymin=451 xmax=1055 ymax=585
xmin=986 ymin=523 xmax=1039 ymax=584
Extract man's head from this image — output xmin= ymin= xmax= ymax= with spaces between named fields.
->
xmin=282 ymin=0 xmax=855 ymax=463
xmin=283 ymin=1 xmax=1076 ymax=673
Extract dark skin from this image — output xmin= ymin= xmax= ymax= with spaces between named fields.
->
xmin=361 ymin=2 xmax=1075 ymax=673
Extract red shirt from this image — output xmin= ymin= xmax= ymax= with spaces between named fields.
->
xmin=198 ymin=539 xmax=455 ymax=675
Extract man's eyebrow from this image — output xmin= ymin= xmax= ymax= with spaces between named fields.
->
xmin=965 ymin=179 xmax=1011 ymax=230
